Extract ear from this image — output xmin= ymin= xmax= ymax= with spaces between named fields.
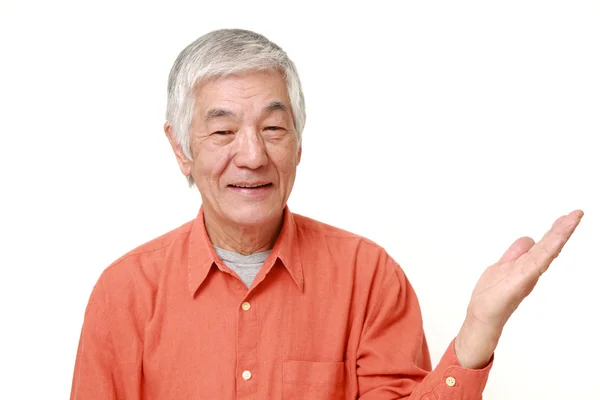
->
xmin=164 ymin=122 xmax=193 ymax=178
xmin=296 ymin=145 xmax=302 ymax=166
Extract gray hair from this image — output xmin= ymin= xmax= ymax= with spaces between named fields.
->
xmin=165 ymin=29 xmax=306 ymax=186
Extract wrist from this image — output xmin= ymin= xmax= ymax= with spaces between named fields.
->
xmin=454 ymin=317 xmax=501 ymax=369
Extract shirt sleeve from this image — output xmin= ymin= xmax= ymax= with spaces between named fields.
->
xmin=356 ymin=255 xmax=492 ymax=399
xmin=70 ymin=280 xmax=117 ymax=400
xmin=70 ymin=274 xmax=142 ymax=400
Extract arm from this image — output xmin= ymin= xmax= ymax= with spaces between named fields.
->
xmin=358 ymin=209 xmax=583 ymax=399
xmin=356 ymin=258 xmax=491 ymax=399
xmin=71 ymin=282 xmax=118 ymax=400
xmin=70 ymin=275 xmax=142 ymax=400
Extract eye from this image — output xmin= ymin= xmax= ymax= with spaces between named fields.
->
xmin=265 ymin=126 xmax=282 ymax=131
xmin=213 ymin=130 xmax=233 ymax=135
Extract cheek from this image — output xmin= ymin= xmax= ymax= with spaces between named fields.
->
xmin=193 ymin=146 xmax=232 ymax=183
xmin=271 ymin=149 xmax=299 ymax=181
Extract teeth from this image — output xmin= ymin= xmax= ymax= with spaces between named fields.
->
xmin=232 ymin=184 xmax=267 ymax=188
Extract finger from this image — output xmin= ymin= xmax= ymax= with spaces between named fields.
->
xmin=519 ymin=210 xmax=584 ymax=276
xmin=498 ymin=237 xmax=535 ymax=264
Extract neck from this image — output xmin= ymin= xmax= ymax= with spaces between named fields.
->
xmin=203 ymin=208 xmax=283 ymax=256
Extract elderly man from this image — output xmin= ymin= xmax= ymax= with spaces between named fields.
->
xmin=70 ymin=29 xmax=583 ymax=399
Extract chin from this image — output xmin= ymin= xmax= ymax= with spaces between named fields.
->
xmin=224 ymin=203 xmax=283 ymax=227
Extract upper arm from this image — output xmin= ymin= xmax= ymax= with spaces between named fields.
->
xmin=70 ymin=268 xmax=144 ymax=400
xmin=71 ymin=282 xmax=117 ymax=400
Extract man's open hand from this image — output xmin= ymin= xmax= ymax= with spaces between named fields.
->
xmin=455 ymin=210 xmax=584 ymax=369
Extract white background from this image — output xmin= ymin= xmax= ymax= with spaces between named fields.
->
xmin=1 ymin=0 xmax=599 ymax=398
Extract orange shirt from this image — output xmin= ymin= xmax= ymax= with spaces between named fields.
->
xmin=71 ymin=207 xmax=492 ymax=399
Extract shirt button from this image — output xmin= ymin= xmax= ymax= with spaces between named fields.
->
xmin=445 ymin=376 xmax=456 ymax=387
xmin=241 ymin=301 xmax=251 ymax=311
xmin=242 ymin=370 xmax=252 ymax=380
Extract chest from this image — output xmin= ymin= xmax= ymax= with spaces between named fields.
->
xmin=140 ymin=265 xmax=361 ymax=399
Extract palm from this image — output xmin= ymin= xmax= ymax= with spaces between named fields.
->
xmin=467 ymin=210 xmax=583 ymax=331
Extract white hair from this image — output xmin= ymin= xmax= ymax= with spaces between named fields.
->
xmin=165 ymin=29 xmax=306 ymax=186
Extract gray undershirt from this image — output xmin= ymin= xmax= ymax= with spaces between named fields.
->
xmin=214 ymin=246 xmax=271 ymax=288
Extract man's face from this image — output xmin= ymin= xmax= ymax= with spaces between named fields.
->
xmin=168 ymin=70 xmax=301 ymax=228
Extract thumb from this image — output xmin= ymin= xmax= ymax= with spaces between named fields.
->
xmin=498 ymin=236 xmax=535 ymax=264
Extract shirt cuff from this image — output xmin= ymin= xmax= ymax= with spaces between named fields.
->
xmin=429 ymin=338 xmax=494 ymax=400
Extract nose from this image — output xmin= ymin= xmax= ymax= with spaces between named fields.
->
xmin=232 ymin=127 xmax=269 ymax=170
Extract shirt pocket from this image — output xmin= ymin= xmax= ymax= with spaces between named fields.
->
xmin=282 ymin=360 xmax=346 ymax=400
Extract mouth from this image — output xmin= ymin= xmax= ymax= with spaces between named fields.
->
xmin=228 ymin=183 xmax=273 ymax=189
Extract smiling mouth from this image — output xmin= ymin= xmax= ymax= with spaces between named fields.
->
xmin=228 ymin=183 xmax=272 ymax=189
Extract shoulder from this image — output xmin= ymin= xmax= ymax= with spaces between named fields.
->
xmin=292 ymin=211 xmax=405 ymax=279
xmin=292 ymin=212 xmax=378 ymax=245
xmin=292 ymin=212 xmax=416 ymax=318
xmin=93 ymin=220 xmax=194 ymax=300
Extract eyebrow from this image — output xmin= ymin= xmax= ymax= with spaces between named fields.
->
xmin=204 ymin=101 xmax=288 ymax=123
xmin=262 ymin=101 xmax=288 ymax=115
xmin=204 ymin=108 xmax=235 ymax=122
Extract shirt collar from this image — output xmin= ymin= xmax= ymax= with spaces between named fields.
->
xmin=187 ymin=205 xmax=304 ymax=297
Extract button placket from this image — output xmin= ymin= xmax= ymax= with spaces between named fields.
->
xmin=236 ymin=297 xmax=259 ymax=399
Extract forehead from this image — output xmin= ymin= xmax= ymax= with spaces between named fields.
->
xmin=193 ymin=70 xmax=291 ymax=115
